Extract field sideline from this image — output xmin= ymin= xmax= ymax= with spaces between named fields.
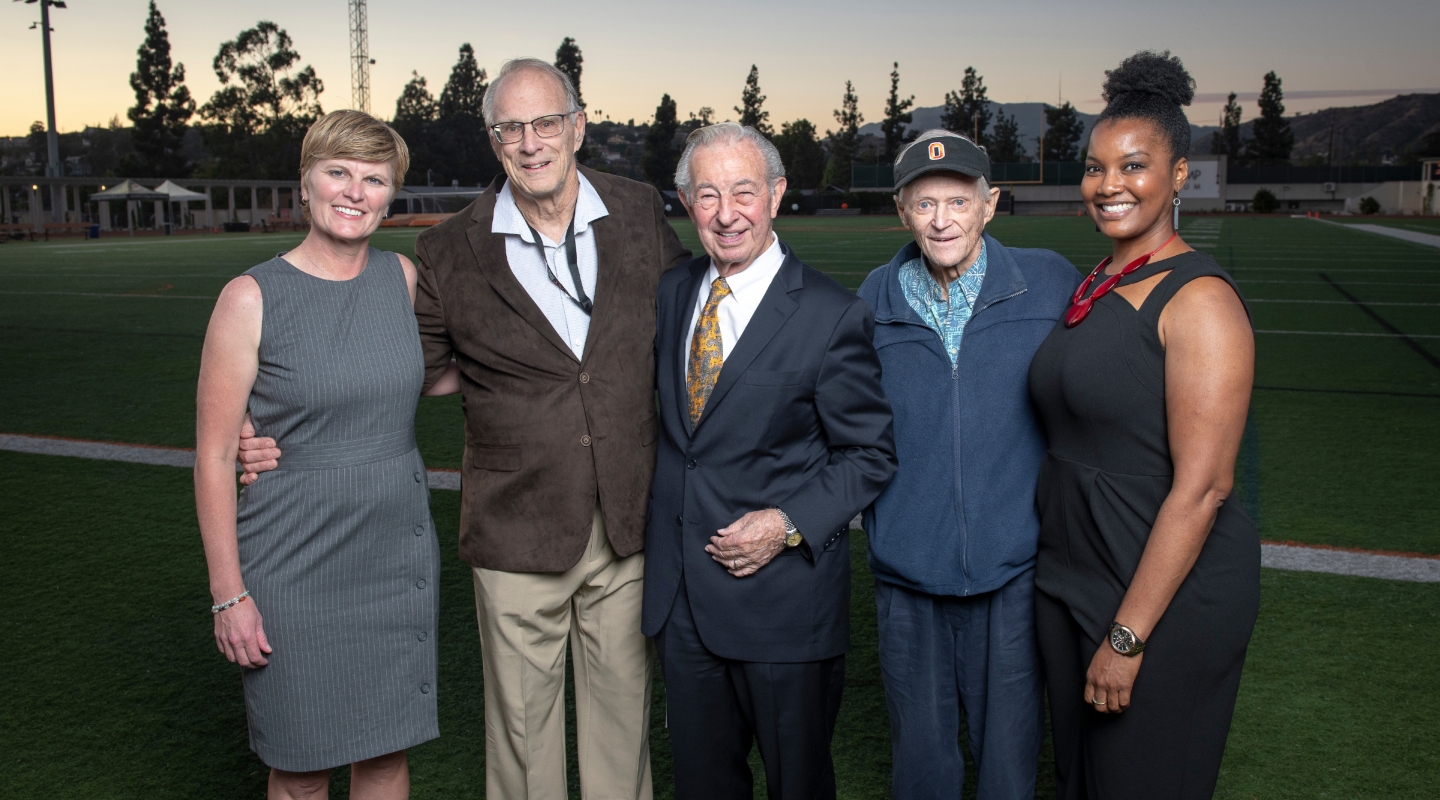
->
xmin=2 ymin=215 xmax=1437 ymax=798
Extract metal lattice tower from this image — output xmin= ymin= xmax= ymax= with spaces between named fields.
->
xmin=348 ymin=0 xmax=371 ymax=114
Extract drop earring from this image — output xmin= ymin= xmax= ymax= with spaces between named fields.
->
xmin=1172 ymin=196 xmax=1181 ymax=230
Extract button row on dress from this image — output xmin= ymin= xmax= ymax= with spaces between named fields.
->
xmin=415 ymin=579 xmax=426 ymax=590
xmin=415 ymin=524 xmax=425 ymax=537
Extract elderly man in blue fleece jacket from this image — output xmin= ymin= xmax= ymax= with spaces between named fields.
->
xmin=856 ymin=130 xmax=1082 ymax=800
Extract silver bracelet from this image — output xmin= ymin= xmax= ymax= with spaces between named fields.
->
xmin=211 ymin=590 xmax=250 ymax=614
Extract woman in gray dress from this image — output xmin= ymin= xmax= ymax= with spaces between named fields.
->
xmin=195 ymin=110 xmax=458 ymax=799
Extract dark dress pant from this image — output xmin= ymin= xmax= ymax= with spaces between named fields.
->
xmin=1035 ymin=587 xmax=1252 ymax=800
xmin=655 ymin=574 xmax=845 ymax=800
xmin=875 ymin=569 xmax=1045 ymax=800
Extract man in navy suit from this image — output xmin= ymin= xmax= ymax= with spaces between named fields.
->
xmin=642 ymin=122 xmax=897 ymax=800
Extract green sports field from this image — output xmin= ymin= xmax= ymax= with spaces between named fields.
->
xmin=2 ymin=216 xmax=1437 ymax=798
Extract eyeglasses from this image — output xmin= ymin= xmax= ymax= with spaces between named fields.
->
xmin=490 ymin=113 xmax=574 ymax=144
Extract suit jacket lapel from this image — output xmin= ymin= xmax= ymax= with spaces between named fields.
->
xmin=692 ymin=246 xmax=803 ymax=434
xmin=464 ymin=177 xmax=580 ymax=363
xmin=672 ymin=259 xmax=708 ymax=438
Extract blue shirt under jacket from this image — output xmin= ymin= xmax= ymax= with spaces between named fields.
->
xmin=857 ymin=233 xmax=1081 ymax=597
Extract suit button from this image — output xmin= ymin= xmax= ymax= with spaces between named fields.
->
xmin=686 ymin=459 xmax=697 ymax=469
xmin=676 ymin=515 xmax=683 ymax=525
xmin=580 ymin=435 xmax=592 ymax=446
xmin=579 ymin=372 xmax=590 ymax=383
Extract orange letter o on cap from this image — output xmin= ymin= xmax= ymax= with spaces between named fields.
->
xmin=928 ymin=142 xmax=945 ymax=160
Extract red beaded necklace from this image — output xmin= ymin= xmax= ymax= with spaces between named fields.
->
xmin=1064 ymin=233 xmax=1178 ymax=327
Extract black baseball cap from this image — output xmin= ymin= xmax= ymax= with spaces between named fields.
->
xmin=893 ymin=135 xmax=991 ymax=190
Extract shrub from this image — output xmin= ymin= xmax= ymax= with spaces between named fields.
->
xmin=1252 ymin=188 xmax=1279 ymax=213
xmin=1359 ymin=196 xmax=1381 ymax=215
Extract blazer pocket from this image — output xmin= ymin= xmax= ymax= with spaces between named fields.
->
xmin=744 ymin=369 xmax=805 ymax=386
xmin=470 ymin=443 xmax=521 ymax=472
xmin=639 ymin=414 xmax=658 ymax=447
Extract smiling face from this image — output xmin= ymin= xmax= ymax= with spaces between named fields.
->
xmin=488 ymin=67 xmax=584 ymax=204
xmin=302 ymin=157 xmax=395 ymax=243
xmin=1083 ymin=117 xmax=1188 ymax=242
xmin=680 ymin=139 xmax=786 ymax=276
xmin=896 ymin=171 xmax=999 ymax=275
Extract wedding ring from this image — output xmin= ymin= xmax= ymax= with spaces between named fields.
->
xmin=1093 ymin=698 xmax=1107 ymax=705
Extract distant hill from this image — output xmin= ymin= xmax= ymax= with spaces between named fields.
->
xmin=867 ymin=93 xmax=1440 ymax=164
xmin=1192 ymin=93 xmax=1440 ymax=163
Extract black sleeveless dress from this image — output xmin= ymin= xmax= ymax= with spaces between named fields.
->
xmin=1026 ymin=250 xmax=1260 ymax=800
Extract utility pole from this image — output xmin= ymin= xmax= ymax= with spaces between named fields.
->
xmin=348 ymin=0 xmax=373 ymax=114
xmin=20 ymin=0 xmax=67 ymax=222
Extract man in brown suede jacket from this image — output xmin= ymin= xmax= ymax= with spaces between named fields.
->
xmin=242 ymin=58 xmax=688 ymax=800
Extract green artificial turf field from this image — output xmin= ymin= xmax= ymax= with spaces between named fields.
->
xmin=2 ymin=215 xmax=1438 ymax=798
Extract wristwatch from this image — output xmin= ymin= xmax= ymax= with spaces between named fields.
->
xmin=775 ymin=509 xmax=803 ymax=548
xmin=1108 ymin=621 xmax=1147 ymax=657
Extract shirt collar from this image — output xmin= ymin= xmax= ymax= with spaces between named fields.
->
xmin=704 ymin=232 xmax=783 ymax=298
xmin=912 ymin=240 xmax=987 ymax=309
xmin=492 ymin=171 xmax=609 ymax=243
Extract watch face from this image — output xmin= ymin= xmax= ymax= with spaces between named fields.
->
xmin=786 ymin=532 xmax=803 ymax=548
xmin=1110 ymin=625 xmax=1135 ymax=654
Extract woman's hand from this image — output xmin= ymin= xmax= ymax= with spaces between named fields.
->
xmin=213 ymin=598 xmax=272 ymax=668
xmin=1085 ymin=643 xmax=1142 ymax=714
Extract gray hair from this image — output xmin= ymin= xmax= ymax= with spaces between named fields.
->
xmin=894 ymin=128 xmax=989 ymax=201
xmin=674 ymin=122 xmax=786 ymax=203
xmin=482 ymin=58 xmax=582 ymax=127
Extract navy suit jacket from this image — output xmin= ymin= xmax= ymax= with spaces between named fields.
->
xmin=641 ymin=242 xmax=897 ymax=663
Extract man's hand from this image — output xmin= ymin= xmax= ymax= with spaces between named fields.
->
xmin=706 ymin=509 xmax=789 ymax=577
xmin=236 ymin=412 xmax=281 ymax=486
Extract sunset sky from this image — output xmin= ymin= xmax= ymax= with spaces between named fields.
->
xmin=4 ymin=0 xmax=1437 ymax=137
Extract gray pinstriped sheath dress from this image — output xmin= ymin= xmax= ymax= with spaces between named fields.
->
xmin=235 ymin=249 xmax=440 ymax=771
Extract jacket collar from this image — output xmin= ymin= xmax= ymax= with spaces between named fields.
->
xmin=872 ymin=231 xmax=1027 ymax=325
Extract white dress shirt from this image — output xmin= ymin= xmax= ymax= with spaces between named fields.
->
xmin=492 ymin=173 xmax=608 ymax=360
xmin=684 ymin=232 xmax=785 ymax=379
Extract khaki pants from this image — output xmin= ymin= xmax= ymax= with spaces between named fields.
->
xmin=472 ymin=505 xmax=652 ymax=800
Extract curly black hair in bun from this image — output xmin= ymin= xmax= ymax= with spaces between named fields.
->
xmin=1097 ymin=50 xmax=1196 ymax=162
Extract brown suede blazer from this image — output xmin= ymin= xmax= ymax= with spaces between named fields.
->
xmin=413 ymin=167 xmax=691 ymax=572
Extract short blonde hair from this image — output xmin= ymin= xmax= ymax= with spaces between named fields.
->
xmin=299 ymin=110 xmax=410 ymax=218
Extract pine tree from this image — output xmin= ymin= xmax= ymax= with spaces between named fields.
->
xmin=940 ymin=67 xmax=991 ymax=145
xmin=438 ymin=44 xmax=486 ymax=122
xmin=773 ymin=119 xmax=826 ymax=191
xmin=825 ymin=80 xmax=863 ymax=190
xmin=125 ymin=1 xmax=194 ymax=177
xmin=1212 ymin=92 xmax=1244 ymax=159
xmin=391 ymin=71 xmax=437 ymax=185
xmin=734 ymin=65 xmax=772 ymax=137
xmin=432 ymin=43 xmax=499 ymax=186
xmin=987 ymin=107 xmax=1027 ymax=162
xmin=554 ymin=37 xmax=584 ymax=107
xmin=1043 ymin=102 xmax=1084 ymax=162
xmin=199 ymin=21 xmax=324 ymax=178
xmin=1246 ymin=72 xmax=1293 ymax=165
xmin=880 ymin=62 xmax=914 ymax=161
xmin=642 ymin=93 xmax=679 ymax=190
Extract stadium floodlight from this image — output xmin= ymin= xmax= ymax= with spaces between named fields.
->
xmin=17 ymin=0 xmax=67 ymax=223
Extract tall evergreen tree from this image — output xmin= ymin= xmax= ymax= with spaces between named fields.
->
xmin=1042 ymin=102 xmax=1084 ymax=162
xmin=1246 ymin=72 xmax=1293 ymax=165
xmin=642 ymin=94 xmax=680 ymax=190
xmin=554 ymin=37 xmax=584 ymax=106
xmin=940 ymin=67 xmax=991 ymax=145
xmin=1212 ymin=92 xmax=1244 ymax=159
xmin=198 ymin=21 xmax=323 ymax=178
xmin=391 ymin=71 xmax=437 ymax=185
xmin=987 ymin=107 xmax=1027 ymax=162
xmin=433 ymin=43 xmax=499 ymax=186
xmin=825 ymin=80 xmax=863 ymax=190
xmin=773 ymin=119 xmax=825 ymax=191
xmin=734 ymin=65 xmax=772 ymax=137
xmin=125 ymin=1 xmax=194 ymax=177
xmin=880 ymin=62 xmax=915 ymax=161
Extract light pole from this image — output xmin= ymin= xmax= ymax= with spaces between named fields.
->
xmin=19 ymin=0 xmax=67 ymax=223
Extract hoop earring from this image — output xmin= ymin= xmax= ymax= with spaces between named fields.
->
xmin=1172 ymin=196 xmax=1181 ymax=230
xmin=300 ymin=197 xmax=308 ymax=207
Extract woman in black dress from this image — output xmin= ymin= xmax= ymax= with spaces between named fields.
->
xmin=1027 ymin=51 xmax=1259 ymax=799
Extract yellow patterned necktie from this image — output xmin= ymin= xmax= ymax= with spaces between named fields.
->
xmin=687 ymin=277 xmax=732 ymax=429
